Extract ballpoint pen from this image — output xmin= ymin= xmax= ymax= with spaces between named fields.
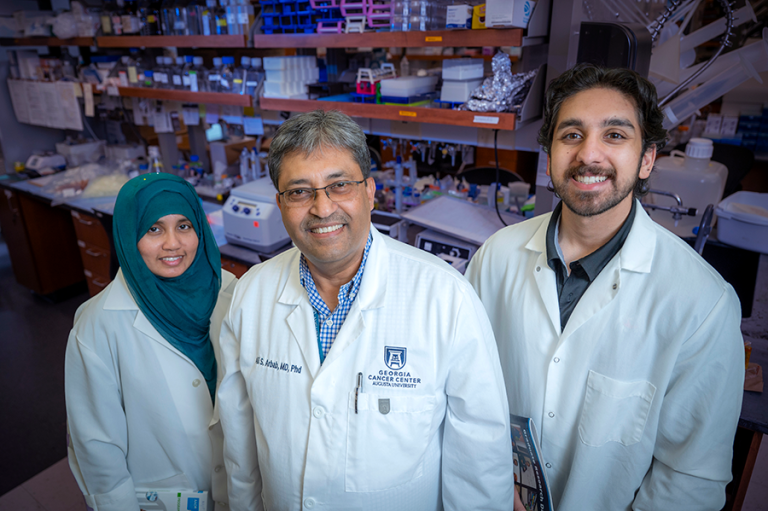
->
xmin=355 ymin=372 xmax=363 ymax=414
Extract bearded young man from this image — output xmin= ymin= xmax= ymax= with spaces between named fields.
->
xmin=467 ymin=64 xmax=745 ymax=510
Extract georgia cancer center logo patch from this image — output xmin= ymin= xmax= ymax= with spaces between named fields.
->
xmin=385 ymin=346 xmax=407 ymax=370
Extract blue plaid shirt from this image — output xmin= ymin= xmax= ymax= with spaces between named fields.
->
xmin=299 ymin=233 xmax=373 ymax=364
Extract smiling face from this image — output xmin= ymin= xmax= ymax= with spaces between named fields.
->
xmin=276 ymin=147 xmax=375 ymax=277
xmin=137 ymin=214 xmax=199 ymax=278
xmin=548 ymin=87 xmax=655 ymax=218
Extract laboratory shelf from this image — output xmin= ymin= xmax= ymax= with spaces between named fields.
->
xmin=116 ymin=87 xmax=252 ymax=106
xmin=259 ymin=97 xmax=517 ymax=130
xmin=250 ymin=28 xmax=523 ymax=48
xmin=96 ymin=35 xmax=248 ymax=48
xmin=0 ymin=36 xmax=94 ymax=46
xmin=404 ymin=54 xmax=519 ymax=62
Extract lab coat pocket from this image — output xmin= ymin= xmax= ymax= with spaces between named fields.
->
xmin=345 ymin=393 xmax=436 ymax=493
xmin=578 ymin=370 xmax=656 ymax=447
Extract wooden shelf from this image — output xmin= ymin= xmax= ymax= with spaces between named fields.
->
xmin=259 ymin=97 xmax=517 ymax=130
xmin=404 ymin=54 xmax=519 ymax=62
xmin=116 ymin=87 xmax=252 ymax=106
xmin=0 ymin=37 xmax=93 ymax=46
xmin=251 ymin=28 xmax=522 ymax=48
xmin=97 ymin=35 xmax=247 ymax=48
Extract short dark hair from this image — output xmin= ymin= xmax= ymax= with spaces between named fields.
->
xmin=538 ymin=64 xmax=667 ymax=196
xmin=268 ymin=110 xmax=371 ymax=189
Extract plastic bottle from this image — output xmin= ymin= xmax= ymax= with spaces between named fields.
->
xmin=224 ymin=0 xmax=240 ymax=35
xmin=170 ymin=56 xmax=184 ymax=89
xmin=206 ymin=57 xmax=222 ymax=92
xmin=122 ymin=0 xmax=143 ymax=34
xmin=201 ymin=0 xmax=216 ymax=35
xmin=239 ymin=147 xmax=251 ymax=183
xmin=180 ymin=55 xmax=194 ymax=90
xmin=213 ymin=0 xmax=228 ymax=34
xmin=394 ymin=155 xmax=404 ymax=212
xmin=189 ymin=154 xmax=204 ymax=177
xmin=139 ymin=0 xmax=162 ymax=35
xmin=108 ymin=55 xmax=132 ymax=87
xmin=191 ymin=56 xmax=205 ymax=91
xmin=142 ymin=69 xmax=154 ymax=87
xmin=186 ymin=0 xmax=205 ymax=35
xmin=110 ymin=1 xmax=124 ymax=35
xmin=245 ymin=57 xmax=263 ymax=95
xmin=153 ymin=55 xmax=168 ymax=88
xmin=233 ymin=56 xmax=250 ymax=95
xmin=148 ymin=146 xmax=164 ymax=173
xmin=219 ymin=56 xmax=235 ymax=93
xmin=648 ymin=138 xmax=729 ymax=236
xmin=400 ymin=56 xmax=410 ymax=77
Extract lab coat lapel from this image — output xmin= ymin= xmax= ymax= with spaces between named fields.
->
xmin=105 ymin=271 xmax=197 ymax=366
xmin=279 ymin=252 xmax=321 ymax=380
xmin=525 ymin=215 xmax=562 ymax=334
xmin=319 ymin=226 xmax=388 ymax=370
xmin=559 ymin=201 xmax=656 ymax=340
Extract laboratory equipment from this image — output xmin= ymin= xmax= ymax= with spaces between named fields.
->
xmin=647 ymin=138 xmax=728 ymax=237
xmin=402 ymin=194 xmax=522 ymax=247
xmin=223 ymin=177 xmax=291 ymax=252
xmin=371 ymin=210 xmax=407 ymax=241
xmin=415 ymin=229 xmax=478 ymax=273
xmin=148 ymin=146 xmax=164 ymax=173
xmin=715 ymin=192 xmax=768 ymax=254
xmin=25 ymin=152 xmax=67 ymax=173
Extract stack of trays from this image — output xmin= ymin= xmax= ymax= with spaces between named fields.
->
xmin=440 ymin=58 xmax=484 ymax=103
xmin=263 ymin=56 xmax=320 ymax=99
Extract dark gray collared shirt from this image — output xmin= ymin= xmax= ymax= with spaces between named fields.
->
xmin=546 ymin=199 xmax=637 ymax=331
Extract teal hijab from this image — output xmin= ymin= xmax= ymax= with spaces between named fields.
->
xmin=113 ymin=173 xmax=222 ymax=403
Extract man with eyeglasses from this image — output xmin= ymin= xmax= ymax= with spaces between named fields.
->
xmin=217 ymin=110 xmax=521 ymax=511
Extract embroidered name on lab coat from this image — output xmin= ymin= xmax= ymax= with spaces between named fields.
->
xmin=255 ymin=356 xmax=302 ymax=374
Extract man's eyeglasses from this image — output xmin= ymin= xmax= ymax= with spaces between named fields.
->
xmin=278 ymin=179 xmax=367 ymax=208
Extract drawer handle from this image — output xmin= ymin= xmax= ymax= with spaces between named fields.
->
xmin=76 ymin=217 xmax=95 ymax=226
xmin=92 ymin=278 xmax=109 ymax=288
xmin=85 ymin=249 xmax=104 ymax=257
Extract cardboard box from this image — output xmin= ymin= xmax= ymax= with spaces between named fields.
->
xmin=486 ymin=0 xmax=536 ymax=29
xmin=446 ymin=5 xmax=473 ymax=29
xmin=472 ymin=4 xmax=486 ymax=30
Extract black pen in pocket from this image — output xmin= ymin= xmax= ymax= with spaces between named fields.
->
xmin=355 ymin=372 xmax=363 ymax=414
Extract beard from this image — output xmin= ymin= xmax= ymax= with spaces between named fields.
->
xmin=552 ymin=160 xmax=641 ymax=217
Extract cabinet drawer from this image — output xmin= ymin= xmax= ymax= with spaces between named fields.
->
xmin=71 ymin=211 xmax=110 ymax=249
xmin=77 ymin=240 xmax=110 ymax=278
xmin=83 ymin=269 xmax=111 ymax=297
xmin=221 ymin=256 xmax=250 ymax=279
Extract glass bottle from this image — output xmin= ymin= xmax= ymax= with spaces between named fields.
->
xmin=219 ymin=56 xmax=235 ymax=93
xmin=139 ymin=0 xmax=162 ymax=35
xmin=171 ymin=56 xmax=184 ymax=89
xmin=233 ymin=56 xmax=249 ymax=95
xmin=153 ymin=55 xmax=168 ymax=88
xmin=245 ymin=57 xmax=263 ymax=96
xmin=213 ymin=0 xmax=228 ymax=34
xmin=206 ymin=57 xmax=222 ymax=92
xmin=191 ymin=56 xmax=205 ymax=91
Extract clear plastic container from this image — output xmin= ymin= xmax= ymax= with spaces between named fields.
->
xmin=648 ymin=138 xmax=728 ymax=237
xmin=715 ymin=191 xmax=768 ymax=254
xmin=379 ymin=75 xmax=438 ymax=97
xmin=442 ymin=58 xmax=484 ymax=80
xmin=440 ymin=78 xmax=483 ymax=102
xmin=245 ymin=57 xmax=263 ymax=95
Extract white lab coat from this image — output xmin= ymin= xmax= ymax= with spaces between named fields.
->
xmin=466 ymin=201 xmax=745 ymax=511
xmin=217 ymin=226 xmax=515 ymax=511
xmin=65 ymin=269 xmax=237 ymax=511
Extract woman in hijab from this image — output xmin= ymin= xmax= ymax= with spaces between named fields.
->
xmin=65 ymin=173 xmax=237 ymax=511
